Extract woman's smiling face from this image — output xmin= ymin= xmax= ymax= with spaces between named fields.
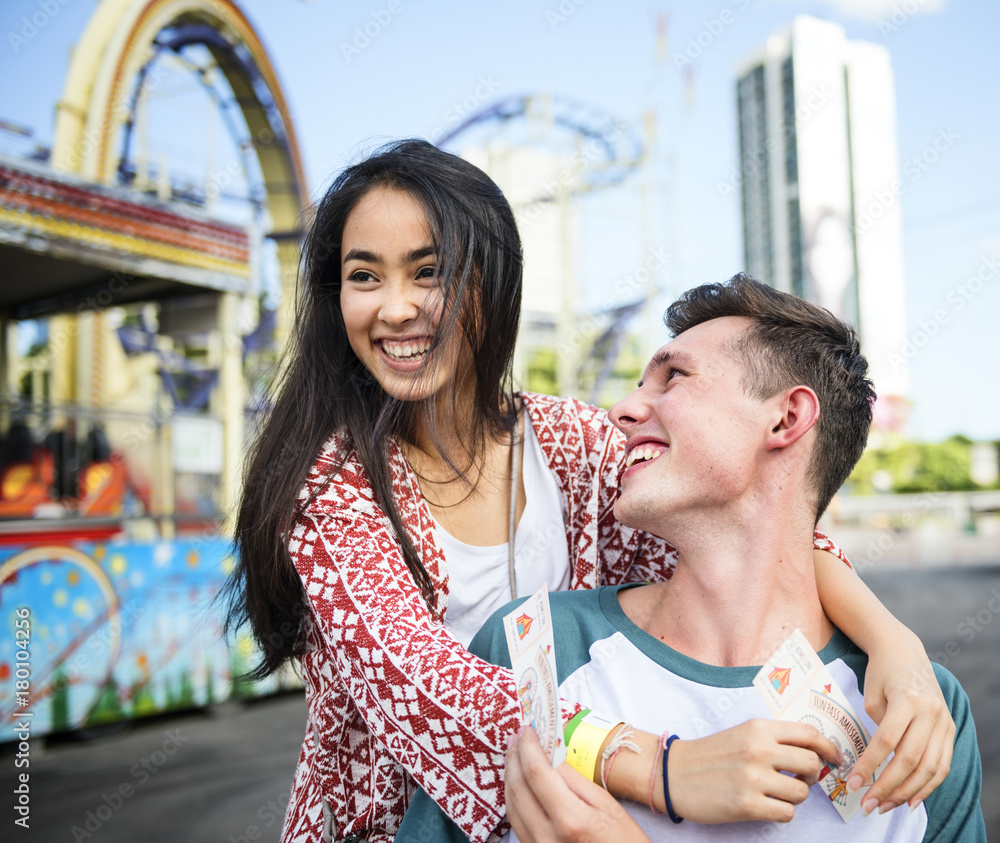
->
xmin=339 ymin=185 xmax=473 ymax=404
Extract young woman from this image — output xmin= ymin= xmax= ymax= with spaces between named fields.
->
xmin=227 ymin=140 xmax=953 ymax=843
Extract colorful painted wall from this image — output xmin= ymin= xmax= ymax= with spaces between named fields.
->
xmin=0 ymin=537 xmax=289 ymax=741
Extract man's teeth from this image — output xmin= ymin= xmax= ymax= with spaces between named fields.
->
xmin=382 ymin=340 xmax=430 ymax=360
xmin=625 ymin=446 xmax=666 ymax=467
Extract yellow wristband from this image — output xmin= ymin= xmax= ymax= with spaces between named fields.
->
xmin=566 ymin=713 xmax=623 ymax=782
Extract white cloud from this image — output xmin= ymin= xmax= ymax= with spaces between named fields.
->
xmin=772 ymin=0 xmax=947 ymax=23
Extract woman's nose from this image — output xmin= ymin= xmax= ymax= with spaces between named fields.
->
xmin=377 ymin=281 xmax=421 ymax=326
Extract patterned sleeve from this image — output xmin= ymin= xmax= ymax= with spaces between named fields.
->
xmin=290 ymin=507 xmax=579 ymax=842
xmin=813 ymin=528 xmax=853 ymax=569
xmin=280 ymin=720 xmax=325 ymax=841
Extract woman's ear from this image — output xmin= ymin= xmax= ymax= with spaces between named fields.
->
xmin=765 ymin=385 xmax=820 ymax=451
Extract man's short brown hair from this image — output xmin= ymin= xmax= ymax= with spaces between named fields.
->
xmin=665 ymin=273 xmax=875 ymax=520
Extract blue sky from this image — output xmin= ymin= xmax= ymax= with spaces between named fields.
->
xmin=1 ymin=0 xmax=997 ymax=440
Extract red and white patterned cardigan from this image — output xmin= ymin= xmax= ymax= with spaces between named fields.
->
xmin=280 ymin=392 xmax=846 ymax=843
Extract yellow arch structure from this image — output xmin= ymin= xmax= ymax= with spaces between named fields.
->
xmin=50 ymin=0 xmax=306 ymax=241
xmin=48 ymin=0 xmax=308 ymax=524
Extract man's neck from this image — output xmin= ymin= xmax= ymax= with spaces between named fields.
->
xmin=622 ymin=511 xmax=834 ymax=667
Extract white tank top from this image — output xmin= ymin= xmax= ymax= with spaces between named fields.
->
xmin=437 ymin=417 xmax=572 ymax=647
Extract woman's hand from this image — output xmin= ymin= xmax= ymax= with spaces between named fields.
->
xmin=667 ymin=720 xmax=843 ymax=824
xmin=505 ymin=727 xmax=652 ymax=843
xmin=811 ymin=548 xmax=955 ymax=815
xmin=849 ymin=630 xmax=955 ymax=815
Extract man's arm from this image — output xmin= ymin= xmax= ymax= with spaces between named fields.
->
xmin=920 ymin=664 xmax=986 ymax=842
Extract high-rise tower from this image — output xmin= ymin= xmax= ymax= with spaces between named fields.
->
xmin=737 ymin=16 xmax=908 ymax=407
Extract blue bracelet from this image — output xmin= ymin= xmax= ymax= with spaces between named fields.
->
xmin=662 ymin=734 xmax=684 ymax=824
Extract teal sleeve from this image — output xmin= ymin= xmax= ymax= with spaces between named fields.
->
xmin=921 ymin=663 xmax=986 ymax=842
xmin=395 ymin=787 xmax=472 ymax=843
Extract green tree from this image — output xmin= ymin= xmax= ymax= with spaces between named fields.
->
xmin=525 ymin=349 xmax=559 ymax=396
xmin=847 ymin=435 xmax=981 ymax=494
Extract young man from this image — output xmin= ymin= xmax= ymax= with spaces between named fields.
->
xmin=398 ymin=275 xmax=984 ymax=841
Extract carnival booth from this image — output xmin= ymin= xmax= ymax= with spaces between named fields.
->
xmin=0 ymin=0 xmax=306 ymax=740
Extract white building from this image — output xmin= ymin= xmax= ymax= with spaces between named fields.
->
xmin=463 ymin=142 xmax=582 ymax=395
xmin=736 ymin=16 xmax=909 ymax=408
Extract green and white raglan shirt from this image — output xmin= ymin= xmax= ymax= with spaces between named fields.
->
xmin=396 ymin=584 xmax=985 ymax=843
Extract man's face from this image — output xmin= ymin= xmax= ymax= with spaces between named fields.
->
xmin=609 ymin=316 xmax=772 ymax=533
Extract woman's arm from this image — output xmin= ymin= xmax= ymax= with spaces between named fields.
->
xmin=280 ymin=720 xmax=324 ymax=842
xmin=296 ymin=506 xmax=582 ymax=843
xmin=813 ymin=549 xmax=955 ymax=814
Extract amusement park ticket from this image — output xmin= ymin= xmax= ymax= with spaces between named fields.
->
xmin=753 ymin=629 xmax=888 ymax=822
xmin=502 ymin=585 xmax=565 ymax=766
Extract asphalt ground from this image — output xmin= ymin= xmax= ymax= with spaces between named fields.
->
xmin=3 ymin=565 xmax=998 ymax=842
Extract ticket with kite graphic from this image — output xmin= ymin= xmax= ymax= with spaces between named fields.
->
xmin=753 ymin=628 xmax=888 ymax=822
xmin=503 ymin=585 xmax=565 ymax=765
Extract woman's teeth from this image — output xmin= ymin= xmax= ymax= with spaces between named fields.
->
xmin=382 ymin=340 xmax=430 ymax=361
xmin=625 ymin=445 xmax=665 ymax=467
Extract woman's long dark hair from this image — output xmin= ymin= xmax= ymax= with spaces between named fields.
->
xmin=225 ymin=139 xmax=524 ymax=679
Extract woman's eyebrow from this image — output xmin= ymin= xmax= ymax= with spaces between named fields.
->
xmin=406 ymin=245 xmax=438 ymax=262
xmin=342 ymin=245 xmax=437 ymax=264
xmin=343 ymin=247 xmax=382 ymax=264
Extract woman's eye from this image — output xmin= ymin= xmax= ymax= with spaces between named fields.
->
xmin=348 ymin=270 xmax=377 ymax=284
xmin=417 ymin=266 xmax=439 ymax=280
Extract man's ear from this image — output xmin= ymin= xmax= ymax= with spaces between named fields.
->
xmin=765 ymin=385 xmax=820 ymax=451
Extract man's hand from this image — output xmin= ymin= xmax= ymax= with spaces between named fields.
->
xmin=505 ymin=727 xmax=652 ymax=843
xmin=668 ymin=720 xmax=843 ymax=824
xmin=850 ymin=636 xmax=955 ymax=815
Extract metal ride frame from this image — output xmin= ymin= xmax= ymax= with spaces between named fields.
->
xmin=0 ymin=0 xmax=307 ymax=740
xmin=46 ymin=0 xmax=307 ymax=523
